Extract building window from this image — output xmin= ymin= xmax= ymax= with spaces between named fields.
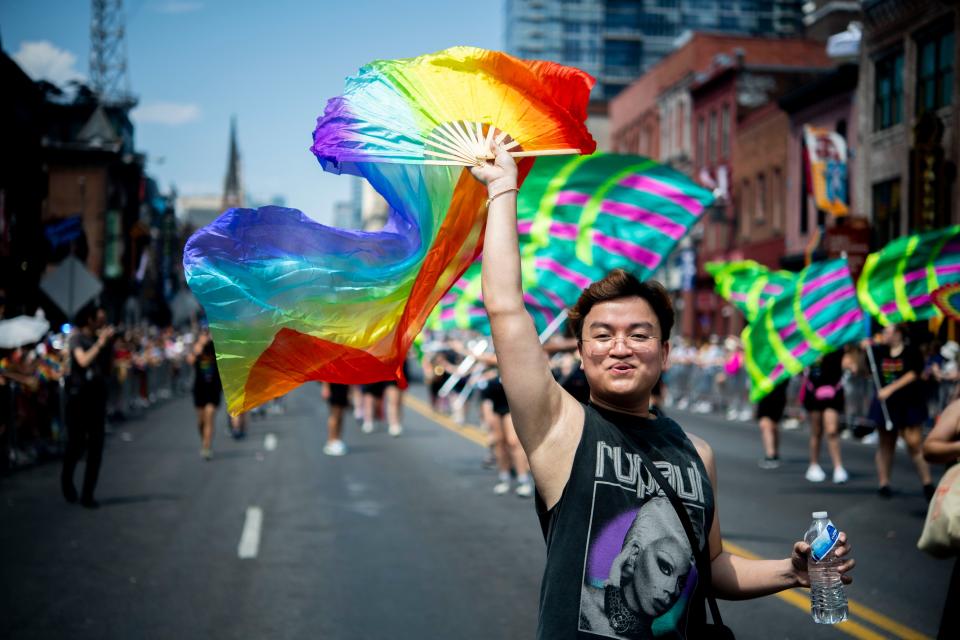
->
xmin=720 ymin=104 xmax=730 ymax=159
xmin=755 ymin=172 xmax=766 ymax=225
xmin=872 ymin=179 xmax=901 ymax=248
xmin=676 ymin=102 xmax=685 ymax=157
xmin=708 ymin=110 xmax=718 ymax=164
xmin=917 ymin=29 xmax=955 ymax=113
xmin=697 ymin=116 xmax=706 ymax=167
xmin=772 ymin=167 xmax=783 ymax=232
xmin=741 ymin=179 xmax=751 ymax=236
xmin=874 ymin=51 xmax=903 ymax=130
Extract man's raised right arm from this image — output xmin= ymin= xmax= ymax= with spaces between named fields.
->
xmin=472 ymin=145 xmax=583 ymax=507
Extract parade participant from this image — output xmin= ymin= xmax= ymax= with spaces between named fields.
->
xmin=471 ymin=144 xmax=854 ymax=639
xmin=360 ymin=358 xmax=407 ymax=436
xmin=476 ymin=354 xmax=533 ymax=497
xmin=187 ymin=328 xmax=222 ymax=460
xmin=870 ymin=323 xmax=935 ymax=500
xmin=61 ymin=305 xmax=115 ymax=508
xmin=802 ymin=350 xmax=849 ymax=483
xmin=756 ymin=379 xmax=789 ymax=469
xmin=922 ymin=395 xmax=960 ymax=638
xmin=321 ymin=382 xmax=349 ymax=456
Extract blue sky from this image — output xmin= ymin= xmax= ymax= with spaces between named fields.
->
xmin=1 ymin=0 xmax=504 ymax=223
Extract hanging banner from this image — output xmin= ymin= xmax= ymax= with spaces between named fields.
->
xmin=803 ymin=125 xmax=849 ymax=217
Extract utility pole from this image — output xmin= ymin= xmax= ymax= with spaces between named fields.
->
xmin=89 ymin=0 xmax=136 ymax=107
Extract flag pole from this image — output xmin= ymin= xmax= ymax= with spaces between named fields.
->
xmin=863 ymin=315 xmax=895 ymax=431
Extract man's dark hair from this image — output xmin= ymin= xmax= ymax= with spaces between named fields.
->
xmin=568 ymin=269 xmax=674 ymax=343
xmin=73 ymin=302 xmax=104 ymax=328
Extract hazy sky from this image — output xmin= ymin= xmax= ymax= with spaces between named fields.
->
xmin=1 ymin=0 xmax=504 ymax=223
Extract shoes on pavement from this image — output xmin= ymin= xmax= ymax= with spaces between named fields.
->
xmin=200 ymin=447 xmax=212 ymax=460
xmin=877 ymin=485 xmax=893 ymax=499
xmin=832 ymin=466 xmax=849 ymax=484
xmin=805 ymin=463 xmax=827 ymax=483
xmin=80 ymin=497 xmax=100 ymax=509
xmin=758 ymin=456 xmax=780 ymax=470
xmin=861 ymin=430 xmax=879 ymax=445
xmin=388 ymin=423 xmax=403 ymax=437
xmin=924 ymin=483 xmax=936 ymax=501
xmin=361 ymin=421 xmax=375 ymax=434
xmin=515 ymin=482 xmax=533 ymax=498
xmin=493 ymin=481 xmax=511 ymax=495
xmin=62 ymin=481 xmax=79 ymax=504
xmin=323 ymin=439 xmax=348 ymax=456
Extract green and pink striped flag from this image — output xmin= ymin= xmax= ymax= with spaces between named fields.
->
xmin=857 ymin=225 xmax=960 ymax=326
xmin=431 ymin=153 xmax=713 ymax=333
xmin=706 ymin=260 xmax=796 ymax=323
xmin=743 ymin=257 xmax=865 ymax=401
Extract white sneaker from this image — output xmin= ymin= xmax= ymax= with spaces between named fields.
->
xmin=515 ymin=482 xmax=533 ymax=498
xmin=861 ymin=430 xmax=879 ymax=445
xmin=832 ymin=466 xmax=849 ymax=484
xmin=361 ymin=421 xmax=374 ymax=434
xmin=323 ymin=440 xmax=347 ymax=456
xmin=388 ymin=423 xmax=403 ymax=437
xmin=805 ymin=464 xmax=827 ymax=483
xmin=738 ymin=409 xmax=753 ymax=422
xmin=493 ymin=481 xmax=511 ymax=495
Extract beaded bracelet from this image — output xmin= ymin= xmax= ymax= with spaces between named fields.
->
xmin=486 ymin=186 xmax=519 ymax=206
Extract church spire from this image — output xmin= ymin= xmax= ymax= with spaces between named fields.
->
xmin=222 ymin=115 xmax=243 ymax=209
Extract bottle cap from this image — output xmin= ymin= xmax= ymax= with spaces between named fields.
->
xmin=812 ymin=511 xmax=828 ymax=519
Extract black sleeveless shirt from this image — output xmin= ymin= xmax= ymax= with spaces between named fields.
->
xmin=535 ymin=404 xmax=715 ymax=639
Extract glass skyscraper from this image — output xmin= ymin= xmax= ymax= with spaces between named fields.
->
xmin=505 ymin=0 xmax=805 ymax=100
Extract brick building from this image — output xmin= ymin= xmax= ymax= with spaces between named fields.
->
xmin=610 ymin=32 xmax=833 ymax=162
xmin=854 ymin=0 xmax=959 ymax=247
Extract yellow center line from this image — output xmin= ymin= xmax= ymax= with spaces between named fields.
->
xmin=722 ymin=541 xmax=930 ymax=640
xmin=404 ymin=395 xmax=488 ymax=446
xmin=405 ymin=395 xmax=932 ymax=640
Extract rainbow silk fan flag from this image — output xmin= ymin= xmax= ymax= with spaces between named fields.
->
xmin=743 ymin=258 xmax=865 ymax=401
xmin=184 ymin=47 xmax=596 ymax=415
xmin=857 ymin=225 xmax=960 ymax=327
xmin=706 ymin=260 xmax=796 ymax=323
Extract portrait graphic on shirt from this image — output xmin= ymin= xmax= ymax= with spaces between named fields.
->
xmin=578 ymin=441 xmax=709 ymax=639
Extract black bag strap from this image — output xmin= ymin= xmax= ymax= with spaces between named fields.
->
xmin=630 ymin=444 xmax=724 ymax=627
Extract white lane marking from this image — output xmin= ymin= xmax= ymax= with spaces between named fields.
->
xmin=264 ymin=433 xmax=277 ymax=451
xmin=238 ymin=506 xmax=263 ymax=559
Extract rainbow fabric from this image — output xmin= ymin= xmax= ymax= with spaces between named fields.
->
xmin=857 ymin=225 xmax=960 ymax=326
xmin=183 ymin=47 xmax=596 ymax=415
xmin=706 ymin=260 xmax=796 ymax=323
xmin=932 ymin=283 xmax=960 ymax=322
xmin=743 ymin=258 xmax=864 ymax=401
xmin=433 ymin=153 xmax=713 ymax=334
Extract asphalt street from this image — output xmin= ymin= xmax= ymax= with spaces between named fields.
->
xmin=0 ymin=383 xmax=951 ymax=639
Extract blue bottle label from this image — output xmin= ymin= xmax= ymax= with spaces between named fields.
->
xmin=811 ymin=523 xmax=839 ymax=562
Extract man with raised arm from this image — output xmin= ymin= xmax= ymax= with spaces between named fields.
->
xmin=470 ymin=145 xmax=855 ymax=639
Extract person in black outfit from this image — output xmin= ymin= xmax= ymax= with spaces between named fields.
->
xmin=61 ymin=305 xmax=115 ymax=508
xmin=802 ymin=349 xmax=848 ymax=483
xmin=470 ymin=145 xmax=854 ymax=639
xmin=870 ymin=323 xmax=934 ymax=499
xmin=188 ymin=329 xmax=222 ymax=459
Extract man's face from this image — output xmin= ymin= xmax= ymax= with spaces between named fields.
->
xmin=578 ymin=297 xmax=669 ymax=402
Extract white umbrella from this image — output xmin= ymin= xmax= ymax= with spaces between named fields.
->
xmin=0 ymin=315 xmax=51 ymax=349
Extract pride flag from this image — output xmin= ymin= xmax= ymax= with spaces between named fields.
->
xmin=857 ymin=225 xmax=960 ymax=326
xmin=706 ymin=260 xmax=796 ymax=323
xmin=743 ymin=258 xmax=864 ymax=401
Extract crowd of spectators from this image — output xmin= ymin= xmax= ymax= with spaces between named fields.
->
xmin=0 ymin=320 xmax=200 ymax=472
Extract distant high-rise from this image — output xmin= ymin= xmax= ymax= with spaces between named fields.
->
xmin=505 ymin=0 xmax=805 ymax=101
xmin=222 ymin=116 xmax=243 ymax=210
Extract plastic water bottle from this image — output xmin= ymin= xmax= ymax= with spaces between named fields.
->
xmin=804 ymin=511 xmax=848 ymax=624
